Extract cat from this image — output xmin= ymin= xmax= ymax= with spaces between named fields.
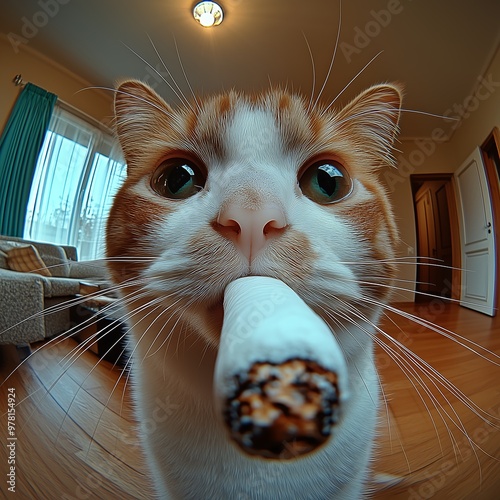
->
xmin=105 ymin=78 xmax=402 ymax=499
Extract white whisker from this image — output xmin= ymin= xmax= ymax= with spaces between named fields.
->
xmin=172 ymin=36 xmax=201 ymax=113
xmin=123 ymin=41 xmax=195 ymax=113
xmin=82 ymin=86 xmax=175 ymax=119
xmin=312 ymin=0 xmax=342 ymax=111
xmin=321 ymin=50 xmax=384 ymax=116
xmin=303 ymin=32 xmax=317 ymax=112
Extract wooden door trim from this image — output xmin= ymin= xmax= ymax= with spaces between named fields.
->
xmin=410 ymin=174 xmax=461 ymax=301
xmin=480 ymin=127 xmax=500 ymax=314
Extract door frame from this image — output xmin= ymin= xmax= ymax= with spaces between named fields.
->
xmin=410 ymin=173 xmax=461 ymax=301
xmin=480 ymin=127 xmax=500 ymax=314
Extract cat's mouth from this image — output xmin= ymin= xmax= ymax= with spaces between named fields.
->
xmin=208 ymin=298 xmax=225 ymax=318
xmin=204 ymin=273 xmax=272 ymax=340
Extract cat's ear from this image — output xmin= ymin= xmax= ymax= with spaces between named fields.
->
xmin=114 ymin=79 xmax=174 ymax=166
xmin=335 ymin=83 xmax=402 ymax=167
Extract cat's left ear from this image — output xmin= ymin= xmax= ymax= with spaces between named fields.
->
xmin=335 ymin=83 xmax=402 ymax=167
xmin=114 ymin=79 xmax=175 ymax=168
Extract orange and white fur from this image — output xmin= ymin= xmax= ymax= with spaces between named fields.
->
xmin=106 ymin=80 xmax=402 ymax=498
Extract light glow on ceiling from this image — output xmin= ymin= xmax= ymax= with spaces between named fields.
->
xmin=193 ymin=2 xmax=224 ymax=28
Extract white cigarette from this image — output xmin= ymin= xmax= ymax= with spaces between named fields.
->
xmin=214 ymin=276 xmax=348 ymax=459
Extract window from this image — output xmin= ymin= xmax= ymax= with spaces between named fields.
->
xmin=24 ymin=104 xmax=126 ymax=260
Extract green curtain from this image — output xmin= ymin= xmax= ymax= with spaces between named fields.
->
xmin=0 ymin=83 xmax=57 ymax=237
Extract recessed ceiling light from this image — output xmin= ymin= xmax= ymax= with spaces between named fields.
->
xmin=193 ymin=1 xmax=224 ymax=28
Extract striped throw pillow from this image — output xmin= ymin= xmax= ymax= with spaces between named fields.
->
xmin=6 ymin=245 xmax=52 ymax=277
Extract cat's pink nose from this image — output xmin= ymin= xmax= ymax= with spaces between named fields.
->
xmin=215 ymin=202 xmax=287 ymax=262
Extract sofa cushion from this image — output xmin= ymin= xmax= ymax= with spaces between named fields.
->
xmin=69 ymin=259 xmax=108 ymax=281
xmin=45 ymin=276 xmax=82 ymax=297
xmin=0 ymin=240 xmax=22 ymax=258
xmin=25 ymin=241 xmax=70 ymax=277
xmin=0 ymin=249 xmax=7 ymax=269
xmin=6 ymin=245 xmax=52 ymax=277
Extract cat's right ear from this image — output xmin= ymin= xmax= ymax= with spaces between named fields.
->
xmin=114 ymin=80 xmax=174 ymax=167
xmin=334 ymin=83 xmax=403 ymax=168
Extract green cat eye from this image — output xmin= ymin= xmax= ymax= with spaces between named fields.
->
xmin=299 ymin=160 xmax=352 ymax=204
xmin=151 ymin=159 xmax=205 ymax=200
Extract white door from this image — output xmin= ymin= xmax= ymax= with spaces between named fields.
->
xmin=454 ymin=147 xmax=496 ymax=316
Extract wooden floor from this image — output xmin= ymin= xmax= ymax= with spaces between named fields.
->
xmin=0 ymin=302 xmax=499 ymax=499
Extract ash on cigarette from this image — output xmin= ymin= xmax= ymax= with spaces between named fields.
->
xmin=223 ymin=359 xmax=340 ymax=459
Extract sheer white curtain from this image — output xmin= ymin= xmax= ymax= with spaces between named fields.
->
xmin=24 ymin=104 xmax=126 ymax=260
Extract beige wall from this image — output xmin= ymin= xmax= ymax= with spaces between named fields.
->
xmin=1 ymin=32 xmax=499 ymax=303
xmin=384 ymin=44 xmax=500 ymax=302
xmin=0 ymin=34 xmax=113 ymax=133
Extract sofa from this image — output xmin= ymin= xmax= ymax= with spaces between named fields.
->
xmin=0 ymin=235 xmax=109 ymax=346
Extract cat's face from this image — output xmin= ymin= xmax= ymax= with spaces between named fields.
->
xmin=107 ymin=81 xmax=401 ymax=350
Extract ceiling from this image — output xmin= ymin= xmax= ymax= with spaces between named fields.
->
xmin=1 ymin=0 xmax=500 ymax=138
